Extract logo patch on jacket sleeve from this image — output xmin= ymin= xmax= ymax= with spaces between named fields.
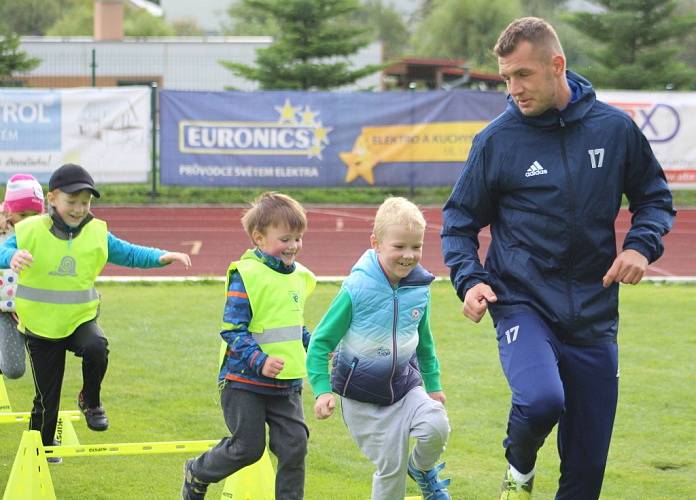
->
xmin=411 ymin=308 xmax=421 ymax=321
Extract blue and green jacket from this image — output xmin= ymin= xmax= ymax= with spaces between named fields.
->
xmin=307 ymin=249 xmax=442 ymax=406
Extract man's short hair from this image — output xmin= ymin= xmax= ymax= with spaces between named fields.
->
xmin=241 ymin=191 xmax=307 ymax=239
xmin=494 ymin=17 xmax=564 ymax=58
xmin=373 ymin=197 xmax=426 ymax=241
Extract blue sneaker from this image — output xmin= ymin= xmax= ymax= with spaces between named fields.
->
xmin=407 ymin=456 xmax=451 ymax=500
xmin=182 ymin=458 xmax=209 ymax=500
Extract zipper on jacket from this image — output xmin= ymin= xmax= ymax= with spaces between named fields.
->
xmin=388 ymin=289 xmax=398 ymax=405
xmin=558 ymin=118 xmax=577 ymax=327
xmin=341 ymin=357 xmax=359 ymax=397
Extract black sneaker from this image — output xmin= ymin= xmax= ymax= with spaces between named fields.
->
xmin=77 ymin=391 xmax=109 ymax=431
xmin=47 ymin=439 xmax=62 ymax=464
xmin=182 ymin=458 xmax=209 ymax=500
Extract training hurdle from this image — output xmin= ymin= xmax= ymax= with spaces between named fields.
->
xmin=3 ymin=430 xmax=276 ymax=500
xmin=0 ymin=410 xmax=82 ymax=446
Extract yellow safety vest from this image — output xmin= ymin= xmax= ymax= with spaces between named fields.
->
xmin=221 ymin=249 xmax=316 ymax=379
xmin=14 ymin=215 xmax=108 ymax=339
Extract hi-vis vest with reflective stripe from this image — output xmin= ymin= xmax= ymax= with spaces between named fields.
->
xmin=14 ymin=215 xmax=107 ymax=339
xmin=222 ymin=249 xmax=316 ymax=380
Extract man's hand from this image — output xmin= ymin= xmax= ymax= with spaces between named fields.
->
xmin=158 ymin=252 xmax=191 ymax=269
xmin=10 ymin=250 xmax=33 ymax=272
xmin=463 ymin=283 xmax=497 ymax=323
xmin=602 ymin=249 xmax=649 ymax=287
xmin=314 ymin=393 xmax=336 ymax=420
xmin=261 ymin=356 xmax=285 ymax=378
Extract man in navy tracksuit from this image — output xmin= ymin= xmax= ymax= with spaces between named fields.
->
xmin=441 ymin=17 xmax=675 ymax=500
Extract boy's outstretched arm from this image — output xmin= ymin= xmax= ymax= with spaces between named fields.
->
xmin=306 ymin=288 xmax=352 ymax=419
xmin=107 ymin=232 xmax=190 ymax=269
xmin=159 ymin=252 xmax=191 ymax=269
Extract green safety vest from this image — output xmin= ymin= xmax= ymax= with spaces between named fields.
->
xmin=14 ymin=215 xmax=108 ymax=339
xmin=221 ymin=249 xmax=316 ymax=379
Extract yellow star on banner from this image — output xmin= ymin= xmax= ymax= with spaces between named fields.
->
xmin=339 ymin=135 xmax=379 ymax=184
xmin=274 ymin=99 xmax=300 ymax=123
xmin=313 ymin=124 xmax=332 ymax=145
xmin=308 ymin=144 xmax=323 ymax=159
xmin=300 ymin=106 xmax=318 ymax=126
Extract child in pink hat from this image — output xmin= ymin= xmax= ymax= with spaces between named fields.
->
xmin=0 ymin=174 xmax=44 ymax=379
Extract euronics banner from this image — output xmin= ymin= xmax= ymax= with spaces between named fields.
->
xmin=597 ymin=91 xmax=696 ymax=188
xmin=0 ymin=87 xmax=150 ymax=184
xmin=160 ymin=90 xmax=696 ymax=188
xmin=159 ymin=90 xmax=507 ymax=187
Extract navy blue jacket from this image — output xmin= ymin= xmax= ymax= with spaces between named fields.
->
xmin=441 ymin=71 xmax=675 ymax=344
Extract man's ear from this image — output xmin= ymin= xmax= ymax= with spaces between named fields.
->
xmin=552 ymin=54 xmax=566 ymax=76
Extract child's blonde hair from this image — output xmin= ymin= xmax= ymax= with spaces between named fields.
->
xmin=372 ymin=197 xmax=426 ymax=242
xmin=241 ymin=192 xmax=307 ymax=241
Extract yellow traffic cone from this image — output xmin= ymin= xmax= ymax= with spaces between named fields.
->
xmin=55 ymin=413 xmax=80 ymax=445
xmin=2 ymin=430 xmax=56 ymax=500
xmin=220 ymin=447 xmax=275 ymax=500
xmin=0 ymin=376 xmax=11 ymax=412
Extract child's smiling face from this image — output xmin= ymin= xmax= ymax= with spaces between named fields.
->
xmin=47 ymin=189 xmax=92 ymax=227
xmin=371 ymin=224 xmax=424 ymax=285
xmin=253 ymin=223 xmax=304 ymax=267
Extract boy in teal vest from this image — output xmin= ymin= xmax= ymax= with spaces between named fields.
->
xmin=0 ymin=163 xmax=191 ymax=454
xmin=182 ymin=192 xmax=316 ymax=500
xmin=307 ymin=197 xmax=451 ymax=500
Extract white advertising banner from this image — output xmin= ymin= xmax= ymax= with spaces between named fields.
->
xmin=0 ymin=86 xmax=150 ymax=184
xmin=597 ymin=90 xmax=696 ymax=188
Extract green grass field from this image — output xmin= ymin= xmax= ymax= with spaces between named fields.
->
xmin=1 ymin=282 xmax=694 ymax=499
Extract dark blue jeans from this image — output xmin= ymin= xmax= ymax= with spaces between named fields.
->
xmin=496 ymin=310 xmax=618 ymax=500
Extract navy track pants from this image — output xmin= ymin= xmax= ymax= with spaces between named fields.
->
xmin=496 ymin=310 xmax=619 ymax=500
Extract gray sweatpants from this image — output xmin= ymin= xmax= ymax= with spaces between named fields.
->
xmin=192 ymin=386 xmax=309 ymax=500
xmin=0 ymin=312 xmax=24 ymax=379
xmin=341 ymin=386 xmax=450 ymax=500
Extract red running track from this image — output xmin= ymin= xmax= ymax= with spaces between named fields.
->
xmin=92 ymin=206 xmax=696 ymax=278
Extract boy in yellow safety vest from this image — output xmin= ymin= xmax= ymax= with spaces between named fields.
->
xmin=181 ymin=192 xmax=315 ymax=500
xmin=0 ymin=163 xmax=191 ymax=456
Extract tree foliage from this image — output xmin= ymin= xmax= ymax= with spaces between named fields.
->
xmin=519 ymin=0 xmax=567 ymax=16
xmin=0 ymin=31 xmax=40 ymax=79
xmin=0 ymin=0 xmax=60 ymax=35
xmin=224 ymin=0 xmax=408 ymax=61
xmin=565 ymin=0 xmax=696 ymax=89
xmin=351 ymin=0 xmax=409 ymax=61
xmin=223 ymin=0 xmax=280 ymax=35
xmin=221 ymin=0 xmax=383 ymax=90
xmin=411 ymin=0 xmax=521 ymax=71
